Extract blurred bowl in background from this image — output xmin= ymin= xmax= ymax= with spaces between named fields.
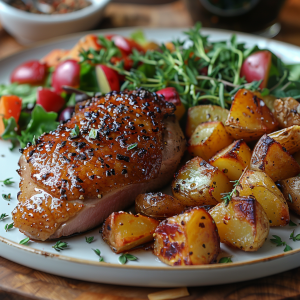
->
xmin=0 ymin=0 xmax=110 ymax=45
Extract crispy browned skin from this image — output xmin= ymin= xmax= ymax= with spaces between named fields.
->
xmin=13 ymin=89 xmax=175 ymax=240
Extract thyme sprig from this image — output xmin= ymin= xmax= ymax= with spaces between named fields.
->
xmin=0 ymin=178 xmax=14 ymax=186
xmin=221 ymin=180 xmax=240 ymax=206
xmin=290 ymin=231 xmax=300 ymax=242
xmin=119 ymin=253 xmax=138 ymax=265
xmin=52 ymin=241 xmax=68 ymax=251
xmin=270 ymin=235 xmax=292 ymax=252
xmin=85 ymin=236 xmax=94 ymax=244
xmin=0 ymin=213 xmax=8 ymax=221
xmin=93 ymin=248 xmax=104 ymax=262
xmin=2 ymin=193 xmax=11 ymax=201
xmin=4 ymin=222 xmax=14 ymax=232
xmin=219 ymin=257 xmax=232 ymax=263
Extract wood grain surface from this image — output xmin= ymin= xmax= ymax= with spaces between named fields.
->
xmin=1 ymin=0 xmax=300 ymax=299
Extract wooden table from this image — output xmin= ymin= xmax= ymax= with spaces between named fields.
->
xmin=1 ymin=0 xmax=300 ymax=299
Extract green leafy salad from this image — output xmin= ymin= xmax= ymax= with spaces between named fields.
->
xmin=0 ymin=23 xmax=300 ymax=150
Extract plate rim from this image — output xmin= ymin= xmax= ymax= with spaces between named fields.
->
xmin=1 ymin=26 xmax=300 ymax=273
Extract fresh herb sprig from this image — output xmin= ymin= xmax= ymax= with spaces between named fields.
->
xmin=0 ymin=213 xmax=8 ymax=221
xmin=270 ymin=235 xmax=292 ymax=252
xmin=221 ymin=180 xmax=240 ymax=206
xmin=85 ymin=236 xmax=94 ymax=244
xmin=2 ymin=193 xmax=11 ymax=201
xmin=52 ymin=241 xmax=68 ymax=251
xmin=290 ymin=231 xmax=300 ymax=242
xmin=4 ymin=222 xmax=14 ymax=232
xmin=0 ymin=178 xmax=14 ymax=186
xmin=219 ymin=257 xmax=232 ymax=263
xmin=119 ymin=253 xmax=138 ymax=265
xmin=93 ymin=248 xmax=104 ymax=262
xmin=19 ymin=237 xmax=30 ymax=245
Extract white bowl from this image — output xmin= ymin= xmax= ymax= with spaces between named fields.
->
xmin=0 ymin=0 xmax=110 ymax=45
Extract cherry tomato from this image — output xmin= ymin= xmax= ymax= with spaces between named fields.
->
xmin=10 ymin=60 xmax=47 ymax=85
xmin=59 ymin=107 xmax=75 ymax=122
xmin=52 ymin=59 xmax=80 ymax=93
xmin=157 ymin=87 xmax=186 ymax=120
xmin=106 ymin=35 xmax=145 ymax=55
xmin=240 ymin=50 xmax=272 ymax=89
xmin=37 ymin=88 xmax=65 ymax=112
xmin=96 ymin=64 xmax=120 ymax=93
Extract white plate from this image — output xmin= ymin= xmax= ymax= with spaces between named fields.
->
xmin=1 ymin=28 xmax=300 ymax=288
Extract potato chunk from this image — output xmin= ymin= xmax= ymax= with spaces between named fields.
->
xmin=236 ymin=170 xmax=289 ymax=226
xmin=225 ymin=89 xmax=278 ymax=141
xmin=209 ymin=196 xmax=269 ymax=251
xmin=209 ymin=140 xmax=252 ymax=181
xmin=273 ymin=97 xmax=300 ymax=128
xmin=153 ymin=207 xmax=220 ymax=266
xmin=186 ymin=105 xmax=229 ymax=138
xmin=278 ymin=177 xmax=300 ymax=216
xmin=172 ymin=157 xmax=233 ymax=206
xmin=135 ymin=192 xmax=186 ymax=220
xmin=268 ymin=125 xmax=300 ymax=154
xmin=188 ymin=121 xmax=233 ymax=161
xmin=102 ymin=212 xmax=160 ymax=253
xmin=250 ymin=134 xmax=300 ymax=182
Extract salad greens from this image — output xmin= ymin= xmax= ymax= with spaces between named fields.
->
xmin=1 ymin=23 xmax=300 ymax=149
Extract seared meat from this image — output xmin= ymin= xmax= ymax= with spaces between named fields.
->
xmin=13 ymin=89 xmax=186 ymax=241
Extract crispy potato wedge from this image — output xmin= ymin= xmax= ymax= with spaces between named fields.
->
xmin=172 ymin=157 xmax=233 ymax=206
xmin=294 ymin=151 xmax=300 ymax=165
xmin=250 ymin=134 xmax=300 ymax=182
xmin=102 ymin=212 xmax=160 ymax=253
xmin=153 ymin=207 xmax=220 ymax=265
xmin=209 ymin=196 xmax=269 ymax=251
xmin=209 ymin=140 xmax=252 ymax=181
xmin=278 ymin=177 xmax=300 ymax=216
xmin=268 ymin=125 xmax=300 ymax=154
xmin=236 ymin=170 xmax=289 ymax=226
xmin=273 ymin=97 xmax=300 ymax=128
xmin=135 ymin=192 xmax=186 ymax=220
xmin=186 ymin=105 xmax=229 ymax=138
xmin=225 ymin=89 xmax=278 ymax=142
xmin=254 ymin=92 xmax=277 ymax=112
xmin=188 ymin=121 xmax=234 ymax=161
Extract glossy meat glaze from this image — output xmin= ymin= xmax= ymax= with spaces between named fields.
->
xmin=13 ymin=89 xmax=186 ymax=240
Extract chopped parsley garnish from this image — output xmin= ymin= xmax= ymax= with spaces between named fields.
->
xmin=0 ymin=178 xmax=14 ymax=186
xmin=127 ymin=143 xmax=138 ymax=150
xmin=2 ymin=193 xmax=11 ymax=201
xmin=4 ymin=222 xmax=14 ymax=232
xmin=92 ymin=248 xmax=104 ymax=262
xmin=219 ymin=257 xmax=232 ymax=263
xmin=19 ymin=237 xmax=30 ymax=245
xmin=89 ymin=128 xmax=98 ymax=139
xmin=270 ymin=235 xmax=292 ymax=252
xmin=0 ymin=213 xmax=8 ymax=221
xmin=52 ymin=241 xmax=68 ymax=251
xmin=70 ymin=124 xmax=80 ymax=139
xmin=119 ymin=253 xmax=138 ymax=265
xmin=85 ymin=236 xmax=94 ymax=244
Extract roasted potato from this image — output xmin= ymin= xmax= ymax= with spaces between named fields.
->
xmin=186 ymin=105 xmax=229 ymax=138
xmin=135 ymin=192 xmax=186 ymax=220
xmin=256 ymin=92 xmax=277 ymax=112
xmin=273 ymin=97 xmax=300 ymax=128
xmin=209 ymin=196 xmax=269 ymax=251
xmin=153 ymin=207 xmax=220 ymax=266
xmin=250 ymin=134 xmax=300 ymax=182
xmin=278 ymin=177 xmax=300 ymax=216
xmin=225 ymin=89 xmax=278 ymax=141
xmin=102 ymin=212 xmax=160 ymax=253
xmin=236 ymin=169 xmax=289 ymax=226
xmin=172 ymin=157 xmax=233 ymax=206
xmin=188 ymin=121 xmax=234 ymax=161
xmin=209 ymin=140 xmax=252 ymax=181
xmin=294 ymin=151 xmax=300 ymax=165
xmin=268 ymin=125 xmax=300 ymax=154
